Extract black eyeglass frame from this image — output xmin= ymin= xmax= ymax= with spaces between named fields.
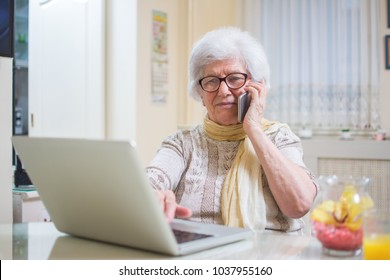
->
xmin=198 ymin=73 xmax=248 ymax=93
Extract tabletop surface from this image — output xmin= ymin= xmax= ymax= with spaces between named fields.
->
xmin=1 ymin=222 xmax=362 ymax=260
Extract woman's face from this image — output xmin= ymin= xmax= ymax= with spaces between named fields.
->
xmin=200 ymin=59 xmax=248 ymax=125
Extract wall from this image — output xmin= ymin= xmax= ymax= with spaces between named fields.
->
xmin=105 ymin=0 xmax=137 ymax=142
xmin=135 ymin=0 xmax=181 ymax=165
xmin=0 ymin=57 xmax=13 ymax=224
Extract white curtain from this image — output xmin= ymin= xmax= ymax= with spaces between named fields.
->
xmin=246 ymin=0 xmax=380 ymax=132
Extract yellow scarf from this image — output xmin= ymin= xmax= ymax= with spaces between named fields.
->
xmin=204 ymin=117 xmax=280 ymax=231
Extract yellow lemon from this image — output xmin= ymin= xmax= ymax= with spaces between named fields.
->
xmin=311 ymin=200 xmax=337 ymax=224
xmin=311 ymin=207 xmax=337 ymax=225
xmin=318 ymin=200 xmax=336 ymax=213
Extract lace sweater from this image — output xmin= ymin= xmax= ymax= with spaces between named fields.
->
xmin=146 ymin=124 xmax=317 ymax=232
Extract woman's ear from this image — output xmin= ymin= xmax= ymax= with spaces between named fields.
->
xmin=200 ymin=94 xmax=205 ymax=106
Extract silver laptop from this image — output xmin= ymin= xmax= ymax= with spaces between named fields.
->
xmin=12 ymin=136 xmax=253 ymax=256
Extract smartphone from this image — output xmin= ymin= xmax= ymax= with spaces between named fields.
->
xmin=238 ymin=92 xmax=251 ymax=123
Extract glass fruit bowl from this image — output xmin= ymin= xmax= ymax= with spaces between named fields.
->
xmin=310 ymin=175 xmax=374 ymax=257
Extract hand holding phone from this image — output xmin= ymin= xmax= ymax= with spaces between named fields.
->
xmin=238 ymin=92 xmax=251 ymax=123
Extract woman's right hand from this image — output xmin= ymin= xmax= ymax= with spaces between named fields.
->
xmin=155 ymin=190 xmax=192 ymax=222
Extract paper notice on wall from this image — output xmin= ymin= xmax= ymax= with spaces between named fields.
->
xmin=151 ymin=10 xmax=168 ymax=103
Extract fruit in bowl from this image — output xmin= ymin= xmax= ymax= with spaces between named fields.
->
xmin=310 ymin=184 xmax=373 ymax=255
xmin=312 ymin=221 xmax=363 ymax=251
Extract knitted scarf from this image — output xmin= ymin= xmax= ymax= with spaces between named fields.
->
xmin=203 ymin=117 xmax=282 ymax=231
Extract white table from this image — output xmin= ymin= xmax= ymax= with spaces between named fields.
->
xmin=0 ymin=222 xmax=361 ymax=260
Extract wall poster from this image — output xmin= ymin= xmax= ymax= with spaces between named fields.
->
xmin=151 ymin=10 xmax=168 ymax=103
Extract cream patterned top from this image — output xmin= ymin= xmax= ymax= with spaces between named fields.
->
xmin=146 ymin=124 xmax=317 ymax=232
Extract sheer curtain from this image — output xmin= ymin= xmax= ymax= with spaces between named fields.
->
xmin=246 ymin=0 xmax=380 ymax=133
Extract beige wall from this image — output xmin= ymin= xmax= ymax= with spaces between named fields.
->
xmin=0 ymin=57 xmax=13 ymax=224
xmin=136 ymin=0 xmax=181 ymax=165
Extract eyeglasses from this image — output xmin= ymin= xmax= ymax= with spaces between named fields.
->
xmin=198 ymin=73 xmax=248 ymax=93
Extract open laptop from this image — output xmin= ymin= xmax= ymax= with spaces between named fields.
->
xmin=11 ymin=136 xmax=253 ymax=256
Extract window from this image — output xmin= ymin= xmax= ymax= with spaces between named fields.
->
xmin=248 ymin=0 xmax=380 ymax=134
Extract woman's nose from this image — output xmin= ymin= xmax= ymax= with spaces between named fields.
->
xmin=217 ymin=81 xmax=231 ymax=97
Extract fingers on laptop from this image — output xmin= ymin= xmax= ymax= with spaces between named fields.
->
xmin=175 ymin=205 xmax=192 ymax=219
xmin=155 ymin=190 xmax=192 ymax=222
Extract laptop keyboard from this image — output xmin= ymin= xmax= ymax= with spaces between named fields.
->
xmin=172 ymin=229 xmax=212 ymax=244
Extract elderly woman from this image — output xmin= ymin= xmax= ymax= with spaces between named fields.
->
xmin=146 ymin=27 xmax=318 ymax=232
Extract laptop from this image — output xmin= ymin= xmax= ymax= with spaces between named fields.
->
xmin=11 ymin=136 xmax=253 ymax=256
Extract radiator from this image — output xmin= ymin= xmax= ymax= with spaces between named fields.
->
xmin=317 ymin=158 xmax=390 ymax=212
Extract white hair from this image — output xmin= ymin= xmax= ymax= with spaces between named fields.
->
xmin=188 ymin=27 xmax=271 ymax=102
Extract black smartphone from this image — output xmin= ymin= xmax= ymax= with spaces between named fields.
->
xmin=238 ymin=92 xmax=251 ymax=123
